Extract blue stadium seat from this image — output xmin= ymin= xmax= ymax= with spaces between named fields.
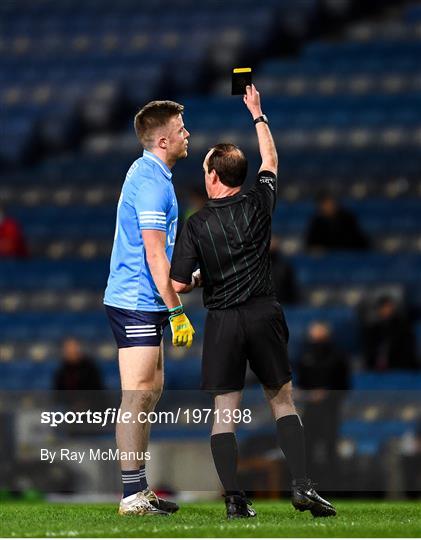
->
xmin=352 ymin=372 xmax=421 ymax=390
xmin=290 ymin=253 xmax=421 ymax=287
xmin=0 ymin=360 xmax=58 ymax=390
xmin=341 ymin=419 xmax=417 ymax=452
xmin=0 ymin=260 xmax=110 ymax=290
xmin=0 ymin=312 xmax=112 ymax=341
xmin=273 ymin=199 xmax=421 ymax=235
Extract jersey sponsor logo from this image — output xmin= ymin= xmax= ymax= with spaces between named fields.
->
xmin=259 ymin=175 xmax=275 ymax=191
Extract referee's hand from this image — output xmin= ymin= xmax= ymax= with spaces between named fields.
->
xmin=169 ymin=311 xmax=195 ymax=348
xmin=243 ymin=84 xmax=262 ymax=119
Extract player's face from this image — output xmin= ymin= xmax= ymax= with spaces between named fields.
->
xmin=166 ymin=114 xmax=190 ymax=161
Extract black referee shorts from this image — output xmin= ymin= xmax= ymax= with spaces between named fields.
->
xmin=201 ymin=297 xmax=292 ymax=393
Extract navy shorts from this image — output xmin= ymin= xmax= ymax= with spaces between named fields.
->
xmin=105 ymin=305 xmax=170 ymax=348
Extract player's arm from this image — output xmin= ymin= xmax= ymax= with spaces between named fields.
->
xmin=243 ymin=84 xmax=278 ymax=175
xmin=142 ymin=229 xmax=181 ymax=309
xmin=143 ymin=229 xmax=195 ymax=348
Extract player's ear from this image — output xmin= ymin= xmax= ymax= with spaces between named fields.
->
xmin=158 ymin=136 xmax=168 ymax=149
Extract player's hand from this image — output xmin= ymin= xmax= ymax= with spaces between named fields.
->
xmin=169 ymin=306 xmax=195 ymax=348
xmin=243 ymin=84 xmax=262 ymax=119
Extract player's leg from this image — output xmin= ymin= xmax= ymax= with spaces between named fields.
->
xmin=105 ymin=305 xmax=176 ymax=515
xmin=135 ymin=344 xmax=179 ymax=514
xmin=138 ymin=341 xmax=164 ymax=467
xmin=117 ymin=345 xmax=167 ymax=515
xmin=117 ymin=343 xmax=163 ymax=466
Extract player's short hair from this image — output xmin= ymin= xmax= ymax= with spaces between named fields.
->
xmin=134 ymin=100 xmax=184 ymax=149
xmin=207 ymin=143 xmax=248 ymax=187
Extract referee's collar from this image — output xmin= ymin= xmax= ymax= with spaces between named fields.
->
xmin=205 ymin=192 xmax=245 ymax=208
xmin=142 ymin=150 xmax=172 ymax=180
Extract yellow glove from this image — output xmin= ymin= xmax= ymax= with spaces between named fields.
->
xmin=169 ymin=306 xmax=195 ymax=348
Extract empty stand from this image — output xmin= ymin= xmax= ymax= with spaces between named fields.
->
xmin=1 ymin=0 xmax=420 ymax=461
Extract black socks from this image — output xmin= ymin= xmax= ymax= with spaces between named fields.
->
xmin=211 ymin=432 xmax=241 ymax=495
xmin=276 ymin=414 xmax=307 ymax=482
xmin=211 ymin=415 xmax=306 ymax=495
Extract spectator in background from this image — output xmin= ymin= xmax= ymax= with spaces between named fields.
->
xmin=362 ymin=296 xmax=418 ymax=371
xmin=53 ymin=337 xmax=104 ymax=391
xmin=53 ymin=338 xmax=106 ymax=434
xmin=296 ymin=322 xmax=350 ymax=488
xmin=0 ymin=205 xmax=28 ymax=258
xmin=305 ymin=191 xmax=370 ymax=251
xmin=270 ymin=235 xmax=299 ymax=304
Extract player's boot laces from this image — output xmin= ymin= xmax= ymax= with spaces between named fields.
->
xmin=292 ymin=479 xmax=336 ymax=517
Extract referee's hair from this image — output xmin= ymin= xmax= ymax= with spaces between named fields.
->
xmin=134 ymin=100 xmax=184 ymax=149
xmin=207 ymin=143 xmax=248 ymax=187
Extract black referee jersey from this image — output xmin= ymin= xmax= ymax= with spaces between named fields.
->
xmin=170 ymin=170 xmax=278 ymax=310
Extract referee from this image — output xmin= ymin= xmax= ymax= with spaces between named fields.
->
xmin=170 ymin=85 xmax=336 ymax=519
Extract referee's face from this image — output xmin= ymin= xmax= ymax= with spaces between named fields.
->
xmin=166 ymin=114 xmax=190 ymax=162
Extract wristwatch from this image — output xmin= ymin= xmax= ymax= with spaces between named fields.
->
xmin=254 ymin=114 xmax=268 ymax=125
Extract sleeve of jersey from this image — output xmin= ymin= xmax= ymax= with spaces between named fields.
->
xmin=254 ymin=170 xmax=278 ymax=214
xmin=170 ymin=220 xmax=198 ymax=285
xmin=134 ymin=180 xmax=168 ymax=232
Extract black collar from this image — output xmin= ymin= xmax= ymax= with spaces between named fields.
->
xmin=205 ymin=192 xmax=246 ymax=208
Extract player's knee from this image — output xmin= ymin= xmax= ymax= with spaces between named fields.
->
xmin=121 ymin=388 xmax=160 ymax=411
xmin=140 ymin=389 xmax=161 ymax=411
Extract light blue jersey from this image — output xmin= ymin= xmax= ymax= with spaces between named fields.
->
xmin=104 ymin=150 xmax=178 ymax=311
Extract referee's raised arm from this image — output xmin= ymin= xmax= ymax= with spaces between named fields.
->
xmin=243 ymin=84 xmax=278 ymax=175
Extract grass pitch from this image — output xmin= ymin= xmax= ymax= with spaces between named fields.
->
xmin=0 ymin=500 xmax=420 ymax=537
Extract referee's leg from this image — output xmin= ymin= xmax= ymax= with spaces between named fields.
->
xmin=210 ymin=391 xmax=257 ymax=518
xmin=264 ymin=382 xmax=307 ymax=483
xmin=264 ymin=381 xmax=337 ymax=516
xmin=210 ymin=391 xmax=243 ymax=494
